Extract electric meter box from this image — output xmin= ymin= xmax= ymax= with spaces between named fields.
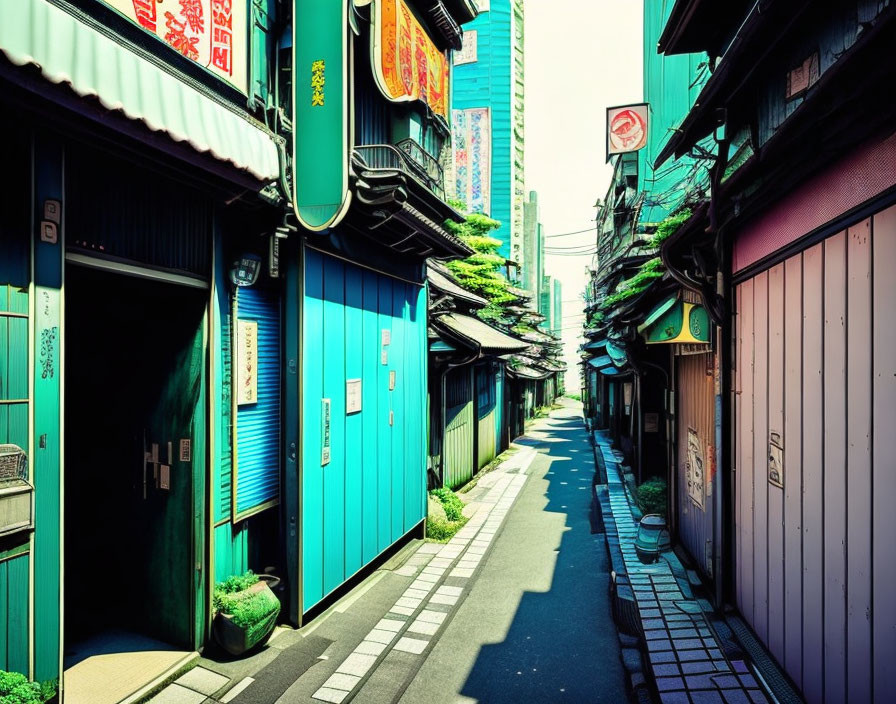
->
xmin=0 ymin=444 xmax=33 ymax=537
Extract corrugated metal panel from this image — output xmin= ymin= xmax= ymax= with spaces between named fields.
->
xmin=675 ymin=352 xmax=714 ymax=579
xmin=234 ymin=287 xmax=281 ymax=518
xmin=0 ymin=554 xmax=29 ymax=674
xmin=0 ymin=0 xmax=280 ymax=181
xmin=355 ymin=58 xmax=390 ymax=146
xmin=475 ymin=365 xmax=496 ymax=469
xmin=67 ymin=146 xmax=212 ymax=276
xmin=734 ymin=205 xmax=896 ymax=703
xmin=444 ymin=366 xmax=473 ymax=488
xmin=301 ymin=249 xmax=427 ymax=613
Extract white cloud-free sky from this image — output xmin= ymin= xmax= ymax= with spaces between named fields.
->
xmin=524 ymin=0 xmax=643 ymax=382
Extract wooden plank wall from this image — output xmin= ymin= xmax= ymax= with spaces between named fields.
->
xmin=675 ymin=352 xmax=715 ymax=578
xmin=734 ymin=205 xmax=896 ymax=703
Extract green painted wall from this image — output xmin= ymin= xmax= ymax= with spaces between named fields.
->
xmin=33 ymin=136 xmax=63 ymax=682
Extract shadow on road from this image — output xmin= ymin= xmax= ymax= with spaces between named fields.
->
xmin=458 ymin=408 xmax=626 ymax=704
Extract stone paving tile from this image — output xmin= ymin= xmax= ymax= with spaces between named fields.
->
xmin=416 ymin=609 xmax=447 ymax=624
xmin=660 ymin=692 xmax=691 ymax=704
xmin=313 ymin=687 xmax=349 ymax=703
xmin=656 ymin=676 xmax=685 ymax=692
xmin=681 ymin=661 xmax=720 ymax=674
xmin=393 ymin=636 xmax=429 ymax=654
xmin=355 ymin=641 xmax=388 ymax=656
xmin=653 ymin=663 xmax=681 ymax=677
xmin=323 ymin=673 xmax=362 ymax=691
xmin=407 ymin=620 xmax=440 ymax=636
xmin=428 ymin=593 xmax=458 ymax=606
xmin=367 ymin=629 xmax=398 ymax=645
xmin=175 ymin=667 xmax=229 ymax=696
xmin=149 ymin=684 xmax=206 ymax=704
xmin=646 ymin=639 xmax=674 ymax=652
xmin=336 ymin=653 xmax=378 ymax=677
xmin=721 ymin=691 xmax=752 ymax=704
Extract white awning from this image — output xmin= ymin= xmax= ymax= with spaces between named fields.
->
xmin=0 ymin=0 xmax=281 ymax=182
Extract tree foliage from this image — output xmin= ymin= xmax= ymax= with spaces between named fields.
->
xmin=445 ymin=202 xmax=517 ymax=325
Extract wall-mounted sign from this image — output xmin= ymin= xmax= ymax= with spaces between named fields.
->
xmin=453 ymin=107 xmax=491 ymax=215
xmin=160 ymin=464 xmax=170 ymax=490
xmin=101 ymin=0 xmax=247 ymax=92
xmin=381 ymin=329 xmax=391 ymax=346
xmin=372 ymin=0 xmax=451 ymax=123
xmin=293 ymin=0 xmax=351 ymax=231
xmin=179 ymin=439 xmax=192 ymax=463
xmin=686 ymin=427 xmax=705 ymax=509
xmin=321 ymin=398 xmax=331 ymax=465
xmin=346 ymin=379 xmax=362 ymax=414
xmin=768 ymin=431 xmax=784 ymax=487
xmin=607 ymin=103 xmax=649 ymax=158
xmin=381 ymin=348 xmax=388 ymax=365
xmin=236 ymin=320 xmax=258 ymax=405
xmin=389 ymin=370 xmax=396 ymax=391
xmin=454 ymin=30 xmax=478 ymax=65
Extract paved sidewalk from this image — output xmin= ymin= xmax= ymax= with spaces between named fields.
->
xmin=144 ymin=404 xmax=627 ymax=704
xmin=594 ymin=431 xmax=769 ymax=704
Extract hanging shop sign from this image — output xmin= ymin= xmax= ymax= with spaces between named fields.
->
xmin=293 ymin=0 xmax=352 ymax=231
xmin=640 ymin=297 xmax=711 ymax=345
xmin=768 ymin=431 xmax=784 ymax=488
xmin=102 ymin=0 xmax=247 ymax=92
xmin=453 ymin=107 xmax=491 ymax=214
xmin=236 ymin=320 xmax=258 ymax=405
xmin=372 ymin=0 xmax=451 ymax=123
xmin=606 ymin=103 xmax=649 ymax=158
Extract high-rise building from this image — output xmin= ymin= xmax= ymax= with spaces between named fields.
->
xmin=451 ymin=0 xmax=525 ymax=261
xmin=552 ymin=279 xmax=562 ymax=337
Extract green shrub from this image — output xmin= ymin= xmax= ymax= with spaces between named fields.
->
xmin=0 ymin=671 xmax=56 ymax=704
xmin=213 ymin=571 xmax=279 ymax=629
xmin=636 ymin=477 xmax=668 ymax=517
xmin=430 ymin=487 xmax=464 ymax=522
xmin=426 ymin=515 xmax=469 ymax=542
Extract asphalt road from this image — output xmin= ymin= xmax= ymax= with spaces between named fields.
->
xmin=398 ymin=401 xmax=626 ymax=704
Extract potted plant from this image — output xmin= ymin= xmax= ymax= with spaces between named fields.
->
xmin=212 ymin=571 xmax=281 ymax=656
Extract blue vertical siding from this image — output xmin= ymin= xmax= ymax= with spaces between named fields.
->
xmin=361 ymin=271 xmax=380 ymax=565
xmin=302 ymin=250 xmax=325 ymax=609
xmin=302 ymin=249 xmax=427 ymax=613
xmin=344 ymin=266 xmax=364 ymax=577
xmin=376 ymin=275 xmax=394 ymax=554
xmin=322 ymin=256 xmax=347 ymax=597
xmin=453 ymin=1 xmax=513 ymax=257
xmin=234 ymin=287 xmax=281 ymax=517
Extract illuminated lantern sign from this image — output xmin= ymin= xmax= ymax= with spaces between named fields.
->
xmin=372 ymin=0 xmax=451 ymax=123
xmin=102 ymin=0 xmax=247 ymax=92
xmin=606 ymin=103 xmax=649 ymax=157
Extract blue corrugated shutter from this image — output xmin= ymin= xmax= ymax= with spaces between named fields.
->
xmin=235 ymin=286 xmax=281 ymax=518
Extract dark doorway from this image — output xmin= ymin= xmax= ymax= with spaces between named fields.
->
xmin=63 ymin=264 xmax=206 ymax=657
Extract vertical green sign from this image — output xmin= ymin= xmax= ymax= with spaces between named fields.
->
xmin=293 ymin=0 xmax=352 ymax=231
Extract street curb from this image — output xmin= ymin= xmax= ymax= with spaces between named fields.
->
xmin=590 ymin=432 xmax=652 ymax=704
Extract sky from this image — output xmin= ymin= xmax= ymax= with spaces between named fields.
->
xmin=524 ymin=0 xmax=643 ymax=382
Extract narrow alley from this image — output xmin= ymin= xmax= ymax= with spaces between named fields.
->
xmin=146 ymin=401 xmax=627 ymax=704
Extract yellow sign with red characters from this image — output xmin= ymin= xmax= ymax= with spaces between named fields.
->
xmin=372 ymin=0 xmax=450 ymax=123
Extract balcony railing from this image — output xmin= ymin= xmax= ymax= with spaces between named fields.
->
xmin=354 ymin=140 xmax=445 ymax=199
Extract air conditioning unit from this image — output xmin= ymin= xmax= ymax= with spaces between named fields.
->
xmin=0 ymin=445 xmax=33 ymax=537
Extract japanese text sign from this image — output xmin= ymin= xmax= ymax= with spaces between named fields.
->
xmin=103 ymin=0 xmax=247 ymax=92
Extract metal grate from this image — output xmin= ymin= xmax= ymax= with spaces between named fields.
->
xmin=0 ymin=444 xmax=27 ymax=483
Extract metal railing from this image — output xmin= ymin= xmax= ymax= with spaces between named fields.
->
xmin=354 ymin=140 xmax=445 ymax=199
